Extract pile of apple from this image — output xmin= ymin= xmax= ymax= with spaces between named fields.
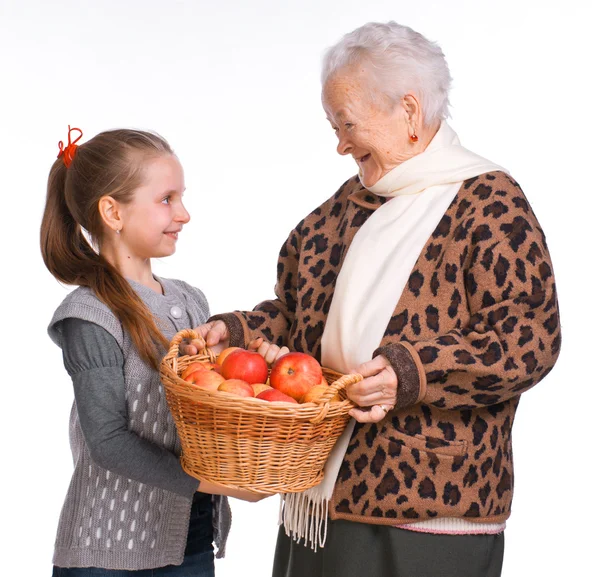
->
xmin=180 ymin=347 xmax=340 ymax=404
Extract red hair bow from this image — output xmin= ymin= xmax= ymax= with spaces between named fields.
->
xmin=57 ymin=126 xmax=83 ymax=168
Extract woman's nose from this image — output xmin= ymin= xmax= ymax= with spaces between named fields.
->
xmin=337 ymin=135 xmax=353 ymax=156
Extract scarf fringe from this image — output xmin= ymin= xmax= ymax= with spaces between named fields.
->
xmin=279 ymin=492 xmax=329 ymax=552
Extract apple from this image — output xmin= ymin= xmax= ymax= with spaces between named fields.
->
xmin=251 ymin=383 xmax=272 ymax=396
xmin=184 ymin=369 xmax=225 ymax=391
xmin=270 ymin=352 xmax=323 ymax=402
xmin=256 ymin=389 xmax=298 ymax=404
xmin=301 ymin=384 xmax=341 ymax=404
xmin=181 ymin=361 xmax=220 ymax=380
xmin=221 ymin=349 xmax=268 ymax=384
xmin=218 ymin=379 xmax=254 ymax=397
xmin=216 ymin=346 xmax=242 ymax=366
xmin=320 ymin=375 xmax=329 ymax=387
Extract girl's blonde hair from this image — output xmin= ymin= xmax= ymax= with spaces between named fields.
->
xmin=41 ymin=129 xmax=174 ymax=369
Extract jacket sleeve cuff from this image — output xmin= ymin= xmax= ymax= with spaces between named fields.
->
xmin=373 ymin=341 xmax=427 ymax=408
xmin=208 ymin=313 xmax=247 ymax=348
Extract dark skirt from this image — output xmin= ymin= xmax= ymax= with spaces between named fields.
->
xmin=272 ymin=519 xmax=504 ymax=577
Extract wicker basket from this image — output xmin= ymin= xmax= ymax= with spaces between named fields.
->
xmin=160 ymin=329 xmax=361 ymax=494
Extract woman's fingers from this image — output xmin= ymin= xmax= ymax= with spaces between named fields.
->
xmin=346 ymin=357 xmax=397 ymax=412
xmin=349 ymin=404 xmax=391 ymax=424
xmin=247 ymin=337 xmax=264 ymax=351
xmin=249 ymin=338 xmax=289 ymax=365
xmin=179 ymin=340 xmax=197 ymax=356
xmin=353 ymin=355 xmax=392 ymax=378
xmin=274 ymin=346 xmax=290 ymax=362
xmin=179 ymin=322 xmax=230 ymax=356
xmin=261 ymin=344 xmax=289 ymax=365
xmin=204 ymin=321 xmax=230 ymax=348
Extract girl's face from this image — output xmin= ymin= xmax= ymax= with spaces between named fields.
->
xmin=118 ymin=155 xmax=190 ymax=260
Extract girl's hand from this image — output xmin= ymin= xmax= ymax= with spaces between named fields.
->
xmin=248 ymin=337 xmax=290 ymax=365
xmin=179 ymin=320 xmax=230 ymax=356
xmin=197 ymin=479 xmax=268 ymax=502
xmin=346 ymin=355 xmax=398 ymax=423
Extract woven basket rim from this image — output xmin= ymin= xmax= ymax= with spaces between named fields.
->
xmin=160 ymin=355 xmax=357 ymax=421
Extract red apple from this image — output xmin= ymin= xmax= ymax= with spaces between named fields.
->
xmin=256 ymin=388 xmax=298 ymax=404
xmin=218 ymin=379 xmax=254 ymax=397
xmin=270 ymin=352 xmax=323 ymax=402
xmin=216 ymin=346 xmax=242 ymax=366
xmin=184 ymin=369 xmax=225 ymax=391
xmin=181 ymin=361 xmax=220 ymax=380
xmin=220 ymin=349 xmax=268 ymax=384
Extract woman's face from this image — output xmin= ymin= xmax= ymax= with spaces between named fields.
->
xmin=322 ymin=68 xmax=416 ymax=187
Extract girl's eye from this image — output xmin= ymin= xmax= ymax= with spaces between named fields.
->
xmin=162 ymin=196 xmax=171 ymax=204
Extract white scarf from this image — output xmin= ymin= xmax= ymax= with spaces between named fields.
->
xmin=280 ymin=121 xmax=506 ymax=549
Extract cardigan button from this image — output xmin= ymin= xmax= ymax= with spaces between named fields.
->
xmin=170 ymin=306 xmax=183 ymax=319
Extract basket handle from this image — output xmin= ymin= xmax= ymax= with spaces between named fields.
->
xmin=310 ymin=372 xmax=362 ymax=424
xmin=163 ymin=329 xmax=216 ymax=367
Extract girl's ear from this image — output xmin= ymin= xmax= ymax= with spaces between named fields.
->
xmin=98 ymin=196 xmax=123 ymax=233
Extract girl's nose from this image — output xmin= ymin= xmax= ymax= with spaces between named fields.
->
xmin=177 ymin=202 xmax=191 ymax=224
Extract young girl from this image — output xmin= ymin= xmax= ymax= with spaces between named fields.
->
xmin=41 ymin=126 xmax=264 ymax=576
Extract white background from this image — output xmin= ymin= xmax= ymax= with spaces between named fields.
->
xmin=1 ymin=0 xmax=598 ymax=575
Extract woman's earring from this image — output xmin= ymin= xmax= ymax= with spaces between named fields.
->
xmin=116 ymin=228 xmax=121 ymax=235
xmin=410 ymin=133 xmax=419 ymax=143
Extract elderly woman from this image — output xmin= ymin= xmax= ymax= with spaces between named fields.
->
xmin=188 ymin=21 xmax=560 ymax=577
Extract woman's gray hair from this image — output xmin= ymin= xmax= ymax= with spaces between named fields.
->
xmin=321 ymin=21 xmax=452 ymax=125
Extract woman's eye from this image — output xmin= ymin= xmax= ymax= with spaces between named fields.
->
xmin=344 ymin=123 xmax=354 ymax=130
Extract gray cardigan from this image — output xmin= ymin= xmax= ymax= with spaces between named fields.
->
xmin=48 ymin=277 xmax=231 ymax=570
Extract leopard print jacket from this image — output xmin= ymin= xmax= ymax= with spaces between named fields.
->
xmin=213 ymin=171 xmax=561 ymax=526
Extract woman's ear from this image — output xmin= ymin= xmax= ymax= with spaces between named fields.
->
xmin=403 ymin=94 xmax=422 ymax=135
xmin=98 ymin=196 xmax=123 ymax=233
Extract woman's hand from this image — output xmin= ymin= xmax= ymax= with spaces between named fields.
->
xmin=179 ymin=320 xmax=230 ymax=356
xmin=346 ymin=355 xmax=398 ymax=423
xmin=179 ymin=321 xmax=289 ymax=365
xmin=197 ymin=479 xmax=268 ymax=502
xmin=248 ymin=337 xmax=290 ymax=365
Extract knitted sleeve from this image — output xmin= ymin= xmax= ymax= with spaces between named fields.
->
xmin=377 ymin=184 xmax=561 ymax=410
xmin=61 ymin=318 xmax=199 ymax=497
xmin=209 ymin=224 xmax=301 ymax=348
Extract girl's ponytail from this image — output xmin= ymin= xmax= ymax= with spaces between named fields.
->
xmin=41 ymin=159 xmax=99 ymax=287
xmin=41 ymin=130 xmax=173 ymax=370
